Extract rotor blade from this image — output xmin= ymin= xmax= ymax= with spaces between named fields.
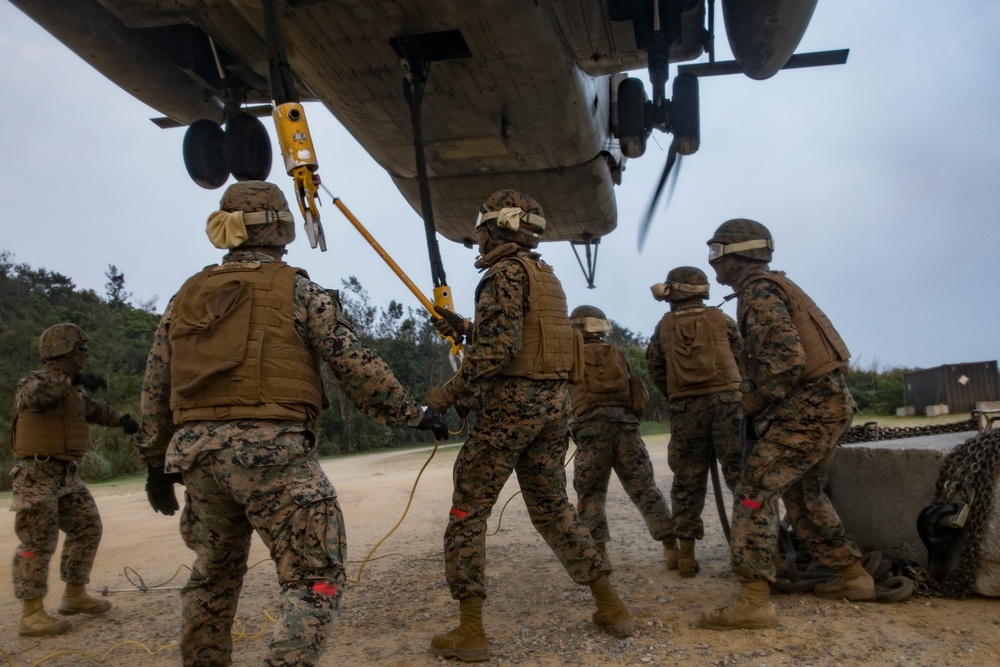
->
xmin=637 ymin=144 xmax=682 ymax=252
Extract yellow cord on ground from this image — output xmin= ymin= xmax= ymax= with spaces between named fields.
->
xmin=349 ymin=437 xmax=441 ymax=583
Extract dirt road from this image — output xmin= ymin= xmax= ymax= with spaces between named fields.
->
xmin=2 ymin=434 xmax=997 ymax=666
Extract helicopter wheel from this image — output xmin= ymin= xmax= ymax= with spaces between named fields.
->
xmin=183 ymin=119 xmax=229 ymax=189
xmin=671 ymin=72 xmax=700 ymax=155
xmin=225 ymin=113 xmax=272 ymax=181
xmin=617 ymin=77 xmax=648 ymax=159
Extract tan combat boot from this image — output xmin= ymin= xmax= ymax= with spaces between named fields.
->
xmin=814 ymin=561 xmax=877 ymax=601
xmin=20 ymin=598 xmax=71 ymax=637
xmin=700 ymin=580 xmax=778 ymax=631
xmin=663 ymin=538 xmax=679 ymax=570
xmin=678 ymin=539 xmax=700 ymax=578
xmin=431 ymin=596 xmax=489 ymax=662
xmin=59 ymin=583 xmax=112 ymax=615
xmin=589 ymin=574 xmax=633 ymax=638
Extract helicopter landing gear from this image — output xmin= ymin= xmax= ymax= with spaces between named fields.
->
xmin=183 ymin=112 xmax=272 ymax=189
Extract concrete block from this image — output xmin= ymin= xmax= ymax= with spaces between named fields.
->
xmin=895 ymin=406 xmax=916 ymax=417
xmin=976 ymin=486 xmax=1000 ymax=596
xmin=828 ymin=432 xmax=970 ymax=567
xmin=926 ymin=404 xmax=950 ymax=417
xmin=829 ymin=430 xmax=1000 ymax=596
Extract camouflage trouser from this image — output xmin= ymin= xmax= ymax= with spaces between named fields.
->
xmin=667 ymin=393 xmax=742 ymax=539
xmin=572 ymin=417 xmax=673 ymax=545
xmin=445 ymin=377 xmax=607 ymax=600
xmin=10 ymin=457 xmax=102 ymax=600
xmin=731 ymin=414 xmax=860 ymax=583
xmin=179 ymin=438 xmax=346 ymax=667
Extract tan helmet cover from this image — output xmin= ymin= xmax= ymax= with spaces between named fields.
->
xmin=38 ymin=323 xmax=89 ymax=359
xmin=207 ymin=181 xmax=296 ymax=248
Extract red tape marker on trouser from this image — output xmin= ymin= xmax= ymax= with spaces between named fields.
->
xmin=312 ymin=581 xmax=337 ymax=596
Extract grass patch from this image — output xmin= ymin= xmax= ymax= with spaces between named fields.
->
xmin=640 ymin=421 xmax=670 ymax=436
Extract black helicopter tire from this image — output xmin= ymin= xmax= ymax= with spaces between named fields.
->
xmin=671 ymin=72 xmax=700 ymax=156
xmin=225 ymin=113 xmax=272 ymax=182
xmin=617 ymin=77 xmax=647 ymax=159
xmin=183 ymin=119 xmax=229 ymax=189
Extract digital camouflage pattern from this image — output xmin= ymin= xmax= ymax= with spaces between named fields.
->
xmin=707 ymin=218 xmax=773 ymax=262
xmin=481 ymin=189 xmax=545 ymax=249
xmin=572 ymin=406 xmax=674 ymax=545
xmin=10 ymin=460 xmax=102 ymax=600
xmin=646 ymin=305 xmax=743 ymax=540
xmin=728 ymin=267 xmax=860 ymax=583
xmin=11 ymin=367 xmax=124 ymax=600
xmin=434 ymin=250 xmax=608 ymax=600
xmin=661 ymin=394 xmax=742 ymax=539
xmin=178 ymin=441 xmax=344 ymax=666
xmin=37 ymin=323 xmax=89 ymax=359
xmin=140 ymin=248 xmax=426 ymax=666
xmin=216 ymin=180 xmax=295 ymax=247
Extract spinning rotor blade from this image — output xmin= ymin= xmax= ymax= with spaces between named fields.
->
xmin=637 ymin=143 xmax=683 ymax=252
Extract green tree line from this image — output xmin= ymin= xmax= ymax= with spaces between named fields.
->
xmin=0 ymin=252 xmax=908 ymax=492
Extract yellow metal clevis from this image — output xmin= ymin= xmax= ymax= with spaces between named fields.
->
xmin=273 ymin=101 xmax=326 ymax=251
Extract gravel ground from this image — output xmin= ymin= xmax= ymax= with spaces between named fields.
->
xmin=2 ymin=435 xmax=998 ymax=666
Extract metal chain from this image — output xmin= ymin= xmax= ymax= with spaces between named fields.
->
xmin=839 ymin=417 xmax=977 ymax=444
xmin=921 ymin=428 xmax=1000 ymax=597
xmin=838 ymin=417 xmax=999 ymax=598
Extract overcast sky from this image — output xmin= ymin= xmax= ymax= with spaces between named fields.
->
xmin=1 ymin=1 xmax=998 ymax=371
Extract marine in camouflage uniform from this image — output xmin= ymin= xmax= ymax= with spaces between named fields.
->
xmin=426 ymin=190 xmax=633 ymax=662
xmin=138 ymin=181 xmax=448 ymax=667
xmin=568 ymin=305 xmax=676 ymax=567
xmin=645 ymin=266 xmax=743 ymax=577
xmin=11 ymin=323 xmax=139 ymax=637
xmin=699 ymin=219 xmax=875 ymax=632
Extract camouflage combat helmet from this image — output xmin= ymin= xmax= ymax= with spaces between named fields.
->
xmin=650 ymin=266 xmax=710 ymax=302
xmin=476 ymin=189 xmax=546 ymax=249
xmin=215 ymin=180 xmax=296 ymax=247
xmin=570 ymin=304 xmax=612 ymax=337
xmin=38 ymin=323 xmax=89 ymax=360
xmin=707 ymin=218 xmax=773 ymax=263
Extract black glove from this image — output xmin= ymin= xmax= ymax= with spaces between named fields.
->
xmin=414 ymin=407 xmax=450 ymax=441
xmin=145 ymin=464 xmax=184 ymax=516
xmin=71 ymin=371 xmax=107 ymax=392
xmin=119 ymin=414 xmax=140 ymax=435
xmin=432 ymin=306 xmax=471 ymax=344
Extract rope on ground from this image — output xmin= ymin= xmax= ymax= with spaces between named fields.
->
xmin=772 ymin=550 xmax=917 ymax=602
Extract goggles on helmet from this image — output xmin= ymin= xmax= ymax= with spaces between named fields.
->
xmin=707 ymin=238 xmax=773 ymax=263
xmin=572 ymin=316 xmax=612 ymax=334
xmin=77 ymin=343 xmax=89 ymax=352
xmin=475 ymin=205 xmax=545 ymax=237
xmin=650 ymin=282 xmax=710 ymax=301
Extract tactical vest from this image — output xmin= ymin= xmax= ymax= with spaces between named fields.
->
xmin=656 ymin=307 xmax=741 ymax=400
xmin=739 ymin=271 xmax=850 ymax=382
xmin=13 ymin=388 xmax=89 ymax=461
xmin=570 ymin=342 xmax=633 ymax=417
xmin=488 ymin=253 xmax=575 ymax=379
xmin=169 ymin=261 xmax=323 ymax=424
